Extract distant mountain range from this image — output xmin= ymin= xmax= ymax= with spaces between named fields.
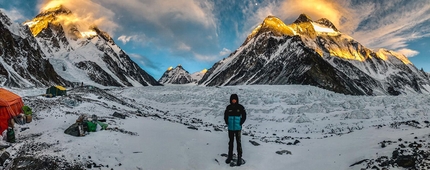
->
xmin=1 ymin=7 xmax=429 ymax=95
xmin=158 ymin=65 xmax=206 ymax=84
xmin=0 ymin=6 xmax=160 ymax=88
xmin=199 ymin=14 xmax=430 ymax=95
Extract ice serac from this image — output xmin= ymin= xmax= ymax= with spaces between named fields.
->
xmin=159 ymin=65 xmax=206 ymax=84
xmin=23 ymin=6 xmax=160 ymax=87
xmin=0 ymin=9 xmax=71 ymax=88
xmin=199 ymin=14 xmax=430 ymax=95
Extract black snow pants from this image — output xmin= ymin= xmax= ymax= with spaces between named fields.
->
xmin=228 ymin=130 xmax=242 ymax=159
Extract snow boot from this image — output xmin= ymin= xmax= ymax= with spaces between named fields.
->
xmin=225 ymin=158 xmax=232 ymax=164
xmin=237 ymin=156 xmax=242 ymax=166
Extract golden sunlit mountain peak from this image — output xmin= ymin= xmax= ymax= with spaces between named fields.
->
xmin=315 ymin=18 xmax=339 ymax=32
xmin=293 ymin=13 xmax=313 ymax=24
xmin=24 ymin=5 xmax=100 ymax=39
xmin=24 ymin=5 xmax=72 ymax=36
xmin=167 ymin=66 xmax=173 ymax=71
xmin=246 ymin=14 xmax=344 ymax=43
xmin=201 ymin=69 xmax=208 ymax=73
xmin=245 ymin=15 xmax=295 ymax=44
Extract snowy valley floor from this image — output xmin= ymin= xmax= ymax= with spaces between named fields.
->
xmin=2 ymin=85 xmax=430 ymax=170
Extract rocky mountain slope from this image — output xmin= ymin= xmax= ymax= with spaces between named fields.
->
xmin=158 ymin=65 xmax=192 ymax=84
xmin=1 ymin=6 xmax=160 ymax=88
xmin=199 ymin=14 xmax=430 ymax=95
xmin=0 ymin=10 xmax=71 ymax=88
xmin=159 ymin=65 xmax=206 ymax=84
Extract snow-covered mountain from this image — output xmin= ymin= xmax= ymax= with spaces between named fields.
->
xmin=158 ymin=65 xmax=206 ymax=84
xmin=190 ymin=68 xmax=207 ymax=83
xmin=22 ymin=6 xmax=160 ymax=87
xmin=0 ymin=10 xmax=71 ymax=88
xmin=199 ymin=14 xmax=430 ymax=95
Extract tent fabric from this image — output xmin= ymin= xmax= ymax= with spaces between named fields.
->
xmin=0 ymin=88 xmax=24 ymax=133
xmin=55 ymin=86 xmax=66 ymax=91
xmin=46 ymin=86 xmax=67 ymax=96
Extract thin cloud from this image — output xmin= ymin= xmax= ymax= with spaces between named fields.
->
xmin=194 ymin=52 xmax=218 ymax=62
xmin=0 ymin=8 xmax=25 ymax=22
xmin=397 ymin=48 xmax=419 ymax=58
xmin=176 ymin=42 xmax=191 ymax=51
xmin=129 ymin=53 xmax=159 ymax=70
xmin=219 ymin=48 xmax=231 ymax=56
xmin=117 ymin=35 xmax=132 ymax=44
xmin=193 ymin=48 xmax=231 ymax=62
xmin=92 ymin=0 xmax=217 ymax=40
xmin=117 ymin=35 xmax=147 ymax=45
xmin=347 ymin=1 xmax=430 ymax=52
xmin=89 ymin=0 xmax=219 ymax=59
xmin=95 ymin=0 xmax=216 ymax=29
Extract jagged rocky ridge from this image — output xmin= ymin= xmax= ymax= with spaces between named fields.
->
xmin=199 ymin=14 xmax=430 ymax=95
xmin=0 ymin=10 xmax=72 ymax=88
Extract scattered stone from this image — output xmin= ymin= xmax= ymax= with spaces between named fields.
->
xmin=396 ymin=155 xmax=415 ymax=168
xmin=107 ymin=127 xmax=138 ymax=136
xmin=349 ymin=159 xmax=369 ymax=167
xmin=20 ymin=127 xmax=30 ymax=132
xmin=0 ymin=151 xmax=10 ymax=165
xmin=275 ymin=150 xmax=292 ymax=155
xmin=187 ymin=126 xmax=198 ymax=130
xmin=351 ymin=137 xmax=430 ymax=169
xmin=249 ymin=140 xmax=260 ymax=146
xmin=112 ymin=112 xmax=126 ymax=119
xmin=214 ymin=127 xmax=223 ymax=132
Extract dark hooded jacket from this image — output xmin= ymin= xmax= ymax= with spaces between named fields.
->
xmin=224 ymin=94 xmax=246 ymax=131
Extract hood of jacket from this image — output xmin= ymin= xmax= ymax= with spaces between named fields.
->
xmin=230 ymin=94 xmax=239 ymax=104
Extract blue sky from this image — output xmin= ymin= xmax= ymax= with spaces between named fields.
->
xmin=1 ymin=0 xmax=429 ymax=79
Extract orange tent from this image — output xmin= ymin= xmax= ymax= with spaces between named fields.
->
xmin=0 ymin=88 xmax=24 ymax=133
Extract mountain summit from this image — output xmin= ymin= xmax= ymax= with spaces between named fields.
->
xmin=158 ymin=65 xmax=206 ymax=84
xmin=25 ymin=5 xmax=72 ymax=36
xmin=159 ymin=65 xmax=192 ymax=84
xmin=293 ymin=13 xmax=313 ymax=23
xmin=22 ymin=6 xmax=160 ymax=87
xmin=199 ymin=14 xmax=430 ymax=95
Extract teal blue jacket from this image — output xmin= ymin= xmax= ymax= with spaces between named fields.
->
xmin=224 ymin=103 xmax=247 ymax=131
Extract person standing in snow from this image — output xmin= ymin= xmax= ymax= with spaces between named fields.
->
xmin=224 ymin=94 xmax=246 ymax=166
